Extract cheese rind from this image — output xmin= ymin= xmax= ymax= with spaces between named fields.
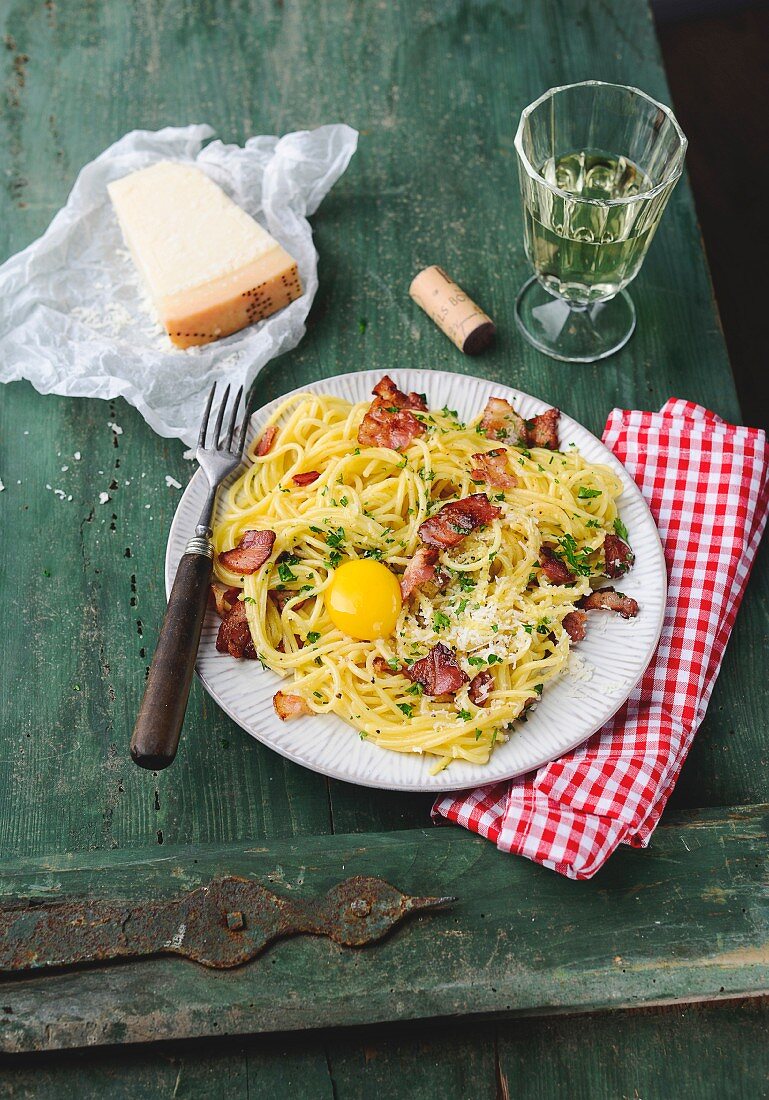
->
xmin=108 ymin=161 xmax=302 ymax=348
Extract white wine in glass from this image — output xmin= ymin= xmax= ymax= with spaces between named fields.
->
xmin=515 ymin=83 xmax=687 ymax=362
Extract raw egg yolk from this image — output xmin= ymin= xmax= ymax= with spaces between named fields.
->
xmin=324 ymin=559 xmax=402 ymax=640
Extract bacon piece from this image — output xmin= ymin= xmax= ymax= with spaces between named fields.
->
xmin=468 ymin=670 xmax=494 ymax=707
xmin=216 ymin=600 xmax=257 ymax=659
xmin=358 ymin=375 xmax=428 ymax=451
xmin=526 ymin=408 xmax=560 ymax=450
xmin=211 ymin=582 xmax=241 ymax=619
xmin=269 ymin=588 xmax=309 ymax=614
xmin=219 ymin=529 xmax=276 ymax=575
xmin=372 ymin=376 xmax=427 ymax=411
xmin=563 ymin=609 xmax=587 ymax=641
xmin=470 ymin=448 xmax=518 ymax=489
xmin=400 ymin=546 xmax=442 ymax=599
xmin=292 ymin=471 xmax=320 ymax=486
xmin=273 ymin=691 xmax=313 ymax=720
xmin=539 ymin=545 xmax=574 ymax=585
xmin=603 ymin=533 xmax=635 ymax=578
xmin=580 ymin=587 xmax=639 ymax=619
xmin=373 ymin=656 xmax=399 ymax=675
xmin=480 ymin=397 xmax=527 ymax=444
xmin=405 ymin=643 xmax=469 ymax=698
xmin=255 ymin=425 xmax=278 ymax=457
xmin=418 ymin=493 xmax=501 ymax=549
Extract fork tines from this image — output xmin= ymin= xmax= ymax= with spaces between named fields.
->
xmin=198 ymin=382 xmax=246 ymax=455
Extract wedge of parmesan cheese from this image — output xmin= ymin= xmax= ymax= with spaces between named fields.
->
xmin=108 ymin=161 xmax=302 ymax=349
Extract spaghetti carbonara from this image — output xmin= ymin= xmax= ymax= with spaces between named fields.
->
xmin=212 ymin=376 xmax=637 ymax=773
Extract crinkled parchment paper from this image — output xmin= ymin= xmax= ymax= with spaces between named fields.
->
xmin=0 ymin=123 xmax=358 ymax=446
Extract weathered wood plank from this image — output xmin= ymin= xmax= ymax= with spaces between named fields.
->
xmin=5 ymin=1000 xmax=769 ymax=1099
xmin=1 ymin=807 xmax=769 ymax=1053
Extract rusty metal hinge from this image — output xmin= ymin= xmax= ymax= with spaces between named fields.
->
xmin=0 ymin=875 xmax=455 ymax=972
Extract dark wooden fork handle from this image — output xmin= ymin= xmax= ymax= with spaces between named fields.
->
xmin=130 ymin=552 xmax=213 ymax=770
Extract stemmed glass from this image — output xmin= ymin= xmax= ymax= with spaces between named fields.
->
xmin=514 ymin=81 xmax=687 ymax=362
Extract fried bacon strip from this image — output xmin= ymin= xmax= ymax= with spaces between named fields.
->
xmin=405 ymin=643 xmax=469 ymax=697
xmin=603 ymin=533 xmax=635 ymax=578
xmin=218 ymin=529 xmax=276 ymax=574
xmin=273 ymin=691 xmax=313 ymax=720
xmin=373 ymin=656 xmax=398 ymax=675
xmin=480 ymin=397 xmax=527 ymax=444
xmin=400 ymin=546 xmax=445 ymax=599
xmin=526 ymin=408 xmax=560 ymax=450
xmin=211 ymin=582 xmax=241 ymax=619
xmin=292 ymin=470 xmax=320 ymax=486
xmin=255 ymin=425 xmax=278 ymax=457
xmin=562 ymin=609 xmax=587 ymax=642
xmin=357 ymin=375 xmax=427 ymax=452
xmin=580 ymin=587 xmax=639 ymax=619
xmin=479 ymin=396 xmax=561 ymax=450
xmin=539 ymin=545 xmax=574 ymax=585
xmin=418 ymin=493 xmax=502 ymax=549
xmin=470 ymin=448 xmax=518 ymax=489
xmin=468 ymin=669 xmax=494 ymax=707
xmin=216 ymin=600 xmax=257 ymax=659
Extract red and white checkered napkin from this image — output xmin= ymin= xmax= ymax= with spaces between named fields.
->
xmin=434 ymin=398 xmax=769 ymax=879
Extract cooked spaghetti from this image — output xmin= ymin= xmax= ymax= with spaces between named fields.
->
xmin=212 ymin=376 xmax=637 ymax=772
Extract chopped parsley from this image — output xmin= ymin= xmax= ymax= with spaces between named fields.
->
xmin=487 ymin=653 xmax=501 ymax=665
xmin=363 ymin=547 xmax=383 ymax=560
xmin=467 ymin=656 xmax=486 ymax=667
xmin=578 ymin=486 xmax=602 ymax=499
xmin=339 ymin=495 xmax=349 ymax=506
xmin=243 ymin=596 xmax=256 ymax=604
xmin=534 ymin=683 xmax=544 ymax=694
xmin=523 ymin=624 xmax=533 ymax=634
xmin=457 ymin=709 xmax=472 ymax=722
xmin=406 ymin=682 xmax=423 ymax=696
xmin=326 ymin=526 xmax=346 ymax=548
xmin=397 ymin=702 xmax=414 ymax=718
xmin=359 ymin=730 xmax=368 ymax=740
xmin=557 ymin=533 xmax=592 ymax=577
xmin=457 ymin=598 xmax=470 ymax=615
xmin=585 ymin=519 xmax=601 ymax=529
xmin=306 ymin=631 xmax=321 ymax=644
xmin=613 ymin=516 xmax=629 ymax=541
xmin=387 ymin=657 xmax=401 ymax=671
xmin=325 ymin=550 xmax=342 ymax=569
xmin=475 ymin=729 xmax=483 ymax=740
xmin=457 ymin=573 xmax=476 ymax=591
xmin=300 ymin=584 xmax=315 ymax=593
xmin=432 ymin=611 xmax=451 ymax=632
xmin=277 ymin=562 xmax=297 ymax=583
xmin=536 ymin=618 xmax=551 ymax=635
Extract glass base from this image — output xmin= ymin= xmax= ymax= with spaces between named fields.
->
xmin=514 ymin=277 xmax=636 ymax=363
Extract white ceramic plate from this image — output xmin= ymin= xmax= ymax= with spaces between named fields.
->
xmin=166 ymin=369 xmax=666 ymax=792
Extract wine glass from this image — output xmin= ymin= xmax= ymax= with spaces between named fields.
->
xmin=514 ymin=81 xmax=687 ymax=363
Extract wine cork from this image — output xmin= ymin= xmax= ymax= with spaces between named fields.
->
xmin=409 ymin=265 xmax=496 ymax=355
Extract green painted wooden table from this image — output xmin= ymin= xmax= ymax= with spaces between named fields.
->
xmin=2 ymin=1 xmax=769 ymax=1096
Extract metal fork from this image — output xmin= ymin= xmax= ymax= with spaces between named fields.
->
xmin=130 ymin=382 xmax=247 ymax=771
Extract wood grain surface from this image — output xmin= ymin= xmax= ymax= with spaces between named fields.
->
xmin=2 ymin=807 xmax=769 ymax=1053
xmin=0 ymin=0 xmax=767 ymax=1092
